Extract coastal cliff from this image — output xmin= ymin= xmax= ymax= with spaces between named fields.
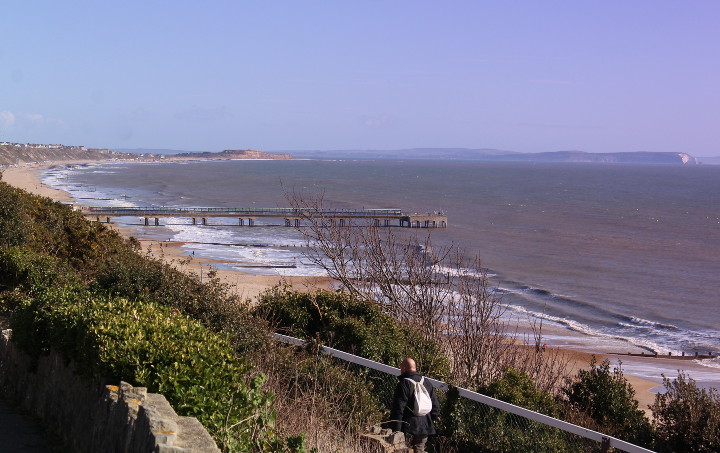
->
xmin=171 ymin=149 xmax=294 ymax=160
xmin=0 ymin=144 xmax=293 ymax=167
xmin=0 ymin=144 xmax=135 ymax=166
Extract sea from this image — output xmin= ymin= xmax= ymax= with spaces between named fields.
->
xmin=41 ymin=159 xmax=720 ymax=387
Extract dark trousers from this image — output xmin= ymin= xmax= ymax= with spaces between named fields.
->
xmin=405 ymin=434 xmax=428 ymax=453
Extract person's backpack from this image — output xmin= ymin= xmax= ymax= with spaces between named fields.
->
xmin=404 ymin=376 xmax=432 ymax=416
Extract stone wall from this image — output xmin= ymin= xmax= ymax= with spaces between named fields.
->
xmin=0 ymin=329 xmax=220 ymax=453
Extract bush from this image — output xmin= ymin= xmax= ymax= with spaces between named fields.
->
xmin=0 ymin=247 xmax=79 ymax=296
xmin=562 ymin=357 xmax=652 ymax=446
xmin=10 ymin=287 xmax=281 ymax=452
xmin=0 ymin=183 xmax=33 ymax=247
xmin=255 ymin=286 xmax=450 ymax=379
xmin=92 ymin=249 xmax=268 ymax=354
xmin=0 ymin=182 xmax=127 ymax=267
xmin=481 ymin=368 xmax=560 ymax=417
xmin=440 ymin=369 xmax=568 ymax=453
xmin=650 ymin=371 xmax=720 ymax=452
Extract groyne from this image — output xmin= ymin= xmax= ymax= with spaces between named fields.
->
xmin=0 ymin=329 xmax=220 ymax=453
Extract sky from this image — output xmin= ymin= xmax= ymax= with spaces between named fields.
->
xmin=1 ymin=1 xmax=719 ymax=155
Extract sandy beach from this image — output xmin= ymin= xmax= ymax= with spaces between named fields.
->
xmin=0 ymin=160 xmax=684 ymax=413
xmin=1 ymin=161 xmax=334 ymax=302
xmin=2 ymin=162 xmax=75 ymax=202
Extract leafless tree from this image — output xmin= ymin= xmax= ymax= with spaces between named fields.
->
xmin=286 ymin=188 xmax=568 ymax=391
xmin=443 ymin=253 xmax=515 ymax=388
xmin=286 ymin=189 xmax=454 ymax=345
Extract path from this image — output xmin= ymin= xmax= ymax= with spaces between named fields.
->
xmin=0 ymin=396 xmax=58 ymax=452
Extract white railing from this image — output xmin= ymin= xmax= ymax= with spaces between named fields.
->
xmin=273 ymin=333 xmax=655 ymax=453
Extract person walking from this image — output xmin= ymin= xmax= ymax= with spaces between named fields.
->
xmin=388 ymin=358 xmax=440 ymax=453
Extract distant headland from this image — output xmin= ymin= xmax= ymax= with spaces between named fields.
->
xmin=0 ymin=141 xmax=129 ymax=166
xmin=283 ymin=148 xmax=702 ymax=165
xmin=0 ymin=142 xmax=294 ymax=166
xmin=169 ymin=149 xmax=294 ymax=160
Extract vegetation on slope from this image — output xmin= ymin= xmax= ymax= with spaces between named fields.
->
xmin=0 ymin=180 xmax=302 ymax=452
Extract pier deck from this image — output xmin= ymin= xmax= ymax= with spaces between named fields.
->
xmin=79 ymin=206 xmax=447 ymax=228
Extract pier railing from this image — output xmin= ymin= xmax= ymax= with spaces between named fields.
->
xmin=274 ymin=333 xmax=655 ymax=453
xmin=79 ymin=206 xmax=448 ymax=228
xmin=81 ymin=206 xmax=404 ymax=217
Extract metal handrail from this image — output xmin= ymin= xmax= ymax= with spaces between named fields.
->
xmin=273 ymin=333 xmax=655 ymax=453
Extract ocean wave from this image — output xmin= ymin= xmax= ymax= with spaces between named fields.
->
xmin=507 ymin=305 xmax=672 ymax=354
xmin=162 ymin=222 xmax=325 ymax=277
xmin=497 ymin=282 xmax=575 ymax=301
xmin=431 ymin=264 xmax=496 ymax=279
xmin=622 ymin=316 xmax=679 ymax=330
xmin=695 ymin=357 xmax=720 ymax=370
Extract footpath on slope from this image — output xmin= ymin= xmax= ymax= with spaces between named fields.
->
xmin=0 ymin=316 xmax=56 ymax=452
xmin=0 ymin=396 xmax=60 ymax=453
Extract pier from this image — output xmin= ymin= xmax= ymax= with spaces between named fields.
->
xmin=79 ymin=206 xmax=448 ymax=228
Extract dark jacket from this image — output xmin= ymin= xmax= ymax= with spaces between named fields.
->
xmin=388 ymin=371 xmax=440 ymax=435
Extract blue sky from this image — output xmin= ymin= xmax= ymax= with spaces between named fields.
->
xmin=1 ymin=1 xmax=719 ymax=155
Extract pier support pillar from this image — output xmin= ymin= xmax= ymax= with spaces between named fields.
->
xmin=239 ymin=218 xmax=245 ymax=226
xmin=192 ymin=218 xmax=196 ymax=225
xmin=339 ymin=219 xmax=345 ymax=227
xmin=248 ymin=218 xmax=255 ymax=227
xmin=154 ymin=218 xmax=159 ymax=226
xmin=144 ymin=217 xmax=149 ymax=226
xmin=294 ymin=219 xmax=300 ymax=227
xmin=106 ymin=217 xmax=111 ymax=224
xmin=202 ymin=218 xmax=207 ymax=226
xmin=96 ymin=216 xmax=100 ymax=223
xmin=284 ymin=219 xmax=291 ymax=227
xmin=373 ymin=219 xmax=380 ymax=226
xmin=384 ymin=220 xmax=389 ymax=226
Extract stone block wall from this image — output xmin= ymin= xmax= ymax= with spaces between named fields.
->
xmin=0 ymin=329 xmax=220 ymax=453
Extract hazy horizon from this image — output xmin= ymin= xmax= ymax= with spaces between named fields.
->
xmin=2 ymin=2 xmax=719 ymax=156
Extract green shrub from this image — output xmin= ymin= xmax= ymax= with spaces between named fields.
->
xmin=0 ymin=182 xmax=34 ymax=247
xmin=10 ymin=287 xmax=279 ymax=452
xmin=0 ymin=182 xmax=128 ymax=272
xmin=562 ymin=357 xmax=652 ymax=446
xmin=440 ymin=369 xmax=568 ymax=453
xmin=255 ymin=286 xmax=450 ymax=379
xmin=92 ymin=250 xmax=267 ymax=354
xmin=481 ymin=368 xmax=560 ymax=417
xmin=651 ymin=371 xmax=720 ymax=452
xmin=0 ymin=182 xmax=265 ymax=352
xmin=0 ymin=247 xmax=79 ymax=295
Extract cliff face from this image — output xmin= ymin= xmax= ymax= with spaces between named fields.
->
xmin=0 ymin=146 xmax=123 ymax=166
xmin=172 ymin=149 xmax=294 ymax=160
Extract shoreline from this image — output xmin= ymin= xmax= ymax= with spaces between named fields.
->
xmin=1 ymin=160 xmax=334 ymax=302
xmin=5 ymin=159 xmax=717 ymax=412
